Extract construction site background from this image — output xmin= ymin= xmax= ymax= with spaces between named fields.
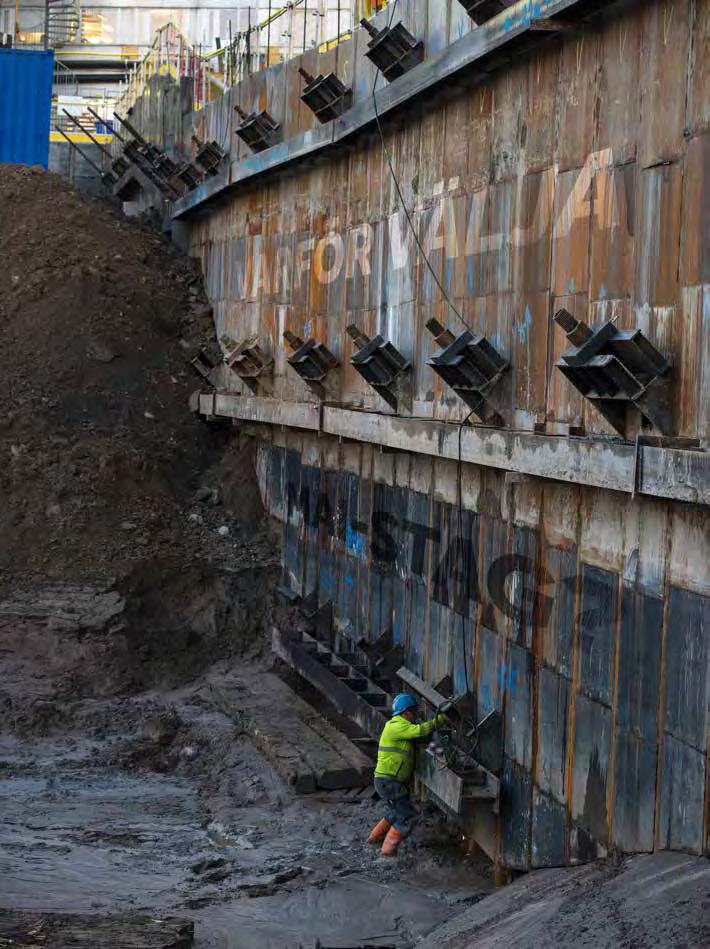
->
xmin=0 ymin=0 xmax=708 ymax=945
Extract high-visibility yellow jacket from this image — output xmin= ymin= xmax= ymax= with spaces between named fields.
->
xmin=374 ymin=714 xmax=438 ymax=784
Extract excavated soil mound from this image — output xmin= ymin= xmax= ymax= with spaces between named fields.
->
xmin=0 ymin=165 xmax=231 ymax=578
xmin=0 ymin=164 xmax=263 ymax=586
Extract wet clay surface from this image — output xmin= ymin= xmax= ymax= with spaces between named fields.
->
xmin=422 ymin=851 xmax=710 ymax=949
xmin=0 ymin=649 xmax=491 ymax=948
xmin=0 ymin=576 xmax=491 ymax=948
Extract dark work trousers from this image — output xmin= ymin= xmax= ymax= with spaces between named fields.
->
xmin=374 ymin=776 xmax=418 ymax=837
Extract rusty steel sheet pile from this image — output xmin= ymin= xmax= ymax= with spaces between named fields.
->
xmin=169 ymin=1 xmax=708 ymax=446
xmin=127 ymin=0 xmax=709 ymax=872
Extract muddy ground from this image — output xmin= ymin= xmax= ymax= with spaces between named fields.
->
xmin=0 ymin=586 xmax=492 ymax=948
xmin=422 ymin=852 xmax=710 ymax=949
xmin=1 ymin=166 xmax=708 ymax=949
xmin=1 ymin=587 xmax=708 ymax=949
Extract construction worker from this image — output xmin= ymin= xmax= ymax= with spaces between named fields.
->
xmin=368 ymin=693 xmax=445 ymax=856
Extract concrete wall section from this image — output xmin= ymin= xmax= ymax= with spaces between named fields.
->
xmin=126 ymin=76 xmax=195 ymax=160
xmin=49 ymin=140 xmax=106 ymax=196
xmin=254 ymin=429 xmax=710 ymax=868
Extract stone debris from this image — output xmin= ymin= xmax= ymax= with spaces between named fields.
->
xmin=0 ymin=910 xmax=194 ymax=948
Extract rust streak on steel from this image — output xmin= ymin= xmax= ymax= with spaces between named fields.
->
xmin=564 ymin=537 xmax=582 ymax=861
xmin=653 ymin=518 xmax=674 ymax=850
xmin=606 ymin=571 xmax=624 ymax=847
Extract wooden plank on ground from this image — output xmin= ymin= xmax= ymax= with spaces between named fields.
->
xmin=207 ymin=670 xmax=373 ymax=793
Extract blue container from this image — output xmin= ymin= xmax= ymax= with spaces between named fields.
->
xmin=0 ymin=48 xmax=54 ymax=168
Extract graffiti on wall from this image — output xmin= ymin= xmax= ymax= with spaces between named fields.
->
xmin=263 ymin=440 xmax=710 ymax=866
xmin=286 ymin=474 xmax=620 ymax=636
xmin=219 ymin=149 xmax=620 ymax=304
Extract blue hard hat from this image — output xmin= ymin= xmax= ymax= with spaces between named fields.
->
xmin=392 ymin=693 xmax=418 ymax=716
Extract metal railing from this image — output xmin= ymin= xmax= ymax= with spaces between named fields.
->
xmin=202 ymin=0 xmax=352 ymax=88
xmin=52 ymin=96 xmax=117 ymax=134
xmin=116 ymin=21 xmax=208 ymax=116
xmin=53 ymin=59 xmax=80 ymax=93
xmin=10 ymin=0 xmax=81 ymax=49
xmin=115 ymin=2 xmax=391 ymax=117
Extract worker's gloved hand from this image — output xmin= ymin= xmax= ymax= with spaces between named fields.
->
xmin=435 ymin=713 xmax=447 ymax=727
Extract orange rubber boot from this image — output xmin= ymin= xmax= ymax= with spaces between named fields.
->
xmin=380 ymin=826 xmax=404 ymax=856
xmin=368 ymin=818 xmax=390 ymax=844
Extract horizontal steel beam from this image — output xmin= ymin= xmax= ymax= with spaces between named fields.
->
xmin=199 ymin=393 xmax=710 ymax=504
xmin=397 ymin=665 xmax=452 ymax=712
xmin=172 ymin=0 xmax=614 ymax=219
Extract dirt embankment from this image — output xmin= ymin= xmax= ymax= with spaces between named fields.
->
xmin=0 ymin=163 xmax=270 ymax=587
xmin=0 ymin=162 xmax=289 ymax=723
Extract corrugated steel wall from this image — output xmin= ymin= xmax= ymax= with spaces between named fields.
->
xmin=254 ymin=428 xmax=709 ymax=867
xmin=0 ymin=49 xmax=54 ymax=168
xmin=129 ymin=0 xmax=709 ymax=867
xmin=175 ymin=0 xmax=709 ymax=443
